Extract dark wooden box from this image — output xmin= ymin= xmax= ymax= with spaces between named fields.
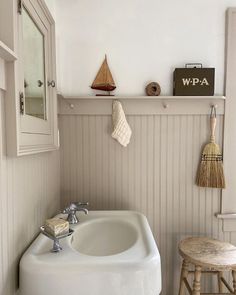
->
xmin=173 ymin=66 xmax=215 ymax=96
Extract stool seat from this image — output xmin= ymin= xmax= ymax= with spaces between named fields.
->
xmin=179 ymin=237 xmax=236 ymax=270
xmin=178 ymin=237 xmax=236 ymax=295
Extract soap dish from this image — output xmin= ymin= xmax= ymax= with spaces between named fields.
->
xmin=40 ymin=226 xmax=74 ymax=253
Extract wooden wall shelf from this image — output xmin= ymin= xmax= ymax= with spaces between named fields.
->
xmin=58 ymin=94 xmax=226 ymax=116
xmin=61 ymin=95 xmax=225 ymax=101
xmin=216 ymin=213 xmax=236 ymax=219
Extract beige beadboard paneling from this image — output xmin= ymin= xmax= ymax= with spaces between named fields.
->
xmin=60 ymin=112 xmax=230 ymax=295
xmin=0 ymin=90 xmax=60 ymax=295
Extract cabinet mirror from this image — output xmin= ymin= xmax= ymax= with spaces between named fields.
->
xmin=22 ymin=6 xmax=46 ymax=120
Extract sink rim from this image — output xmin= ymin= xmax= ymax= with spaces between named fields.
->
xmin=21 ymin=210 xmax=160 ymax=268
xmin=19 ymin=210 xmax=162 ymax=295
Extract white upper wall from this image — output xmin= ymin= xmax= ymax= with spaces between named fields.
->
xmin=54 ymin=0 xmax=236 ymax=96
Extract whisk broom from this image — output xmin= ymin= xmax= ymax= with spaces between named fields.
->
xmin=196 ymin=106 xmax=225 ymax=188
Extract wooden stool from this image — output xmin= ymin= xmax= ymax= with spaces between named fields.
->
xmin=178 ymin=237 xmax=236 ymax=295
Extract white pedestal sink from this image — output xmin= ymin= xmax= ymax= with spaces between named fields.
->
xmin=19 ymin=211 xmax=161 ymax=295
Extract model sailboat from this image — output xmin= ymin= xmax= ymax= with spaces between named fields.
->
xmin=91 ymin=55 xmax=116 ymax=96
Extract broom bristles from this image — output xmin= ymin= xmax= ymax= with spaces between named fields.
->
xmin=196 ymin=142 xmax=225 ymax=188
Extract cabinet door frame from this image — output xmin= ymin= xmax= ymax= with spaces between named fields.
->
xmin=216 ymin=8 xmax=236 ymax=231
xmin=4 ymin=0 xmax=59 ymax=156
xmin=19 ymin=0 xmax=51 ymax=135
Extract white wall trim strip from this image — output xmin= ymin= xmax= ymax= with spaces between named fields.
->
xmin=58 ymin=95 xmax=225 ymax=116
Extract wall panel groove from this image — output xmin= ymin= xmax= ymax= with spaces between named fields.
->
xmin=0 ymin=91 xmax=60 ymax=295
xmin=60 ymin=113 xmax=229 ymax=295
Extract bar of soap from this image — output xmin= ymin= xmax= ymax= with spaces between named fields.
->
xmin=44 ymin=218 xmax=69 ymax=237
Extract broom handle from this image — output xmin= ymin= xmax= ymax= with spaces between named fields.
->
xmin=210 ymin=116 xmax=216 ymax=143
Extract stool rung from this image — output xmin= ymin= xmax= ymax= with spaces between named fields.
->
xmin=220 ymin=277 xmax=234 ymax=293
xmin=187 ymin=270 xmax=234 ymax=293
xmin=188 ymin=270 xmax=219 ymax=274
xmin=183 ymin=278 xmax=192 ymax=294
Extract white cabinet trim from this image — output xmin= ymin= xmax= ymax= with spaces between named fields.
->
xmin=217 ymin=8 xmax=236 ymax=231
xmin=4 ymin=0 xmax=59 ymax=156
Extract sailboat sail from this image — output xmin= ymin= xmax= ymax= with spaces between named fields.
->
xmin=91 ymin=56 xmax=116 ymax=91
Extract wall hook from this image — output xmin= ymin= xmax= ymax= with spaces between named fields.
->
xmin=211 ymin=104 xmax=218 ymax=109
xmin=210 ymin=104 xmax=217 ymax=117
xmin=163 ymin=103 xmax=169 ymax=109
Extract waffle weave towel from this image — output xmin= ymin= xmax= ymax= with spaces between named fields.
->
xmin=111 ymin=100 xmax=132 ymax=147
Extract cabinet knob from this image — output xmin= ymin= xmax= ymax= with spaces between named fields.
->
xmin=48 ymin=80 xmax=56 ymax=88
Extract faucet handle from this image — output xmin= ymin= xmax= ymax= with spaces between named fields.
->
xmin=76 ymin=202 xmax=89 ymax=207
xmin=62 ymin=207 xmax=71 ymax=214
xmin=62 ymin=201 xmax=89 ymax=224
xmin=70 ymin=202 xmax=89 ymax=210
xmin=62 ymin=202 xmax=89 ymax=213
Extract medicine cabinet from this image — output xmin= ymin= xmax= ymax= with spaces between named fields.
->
xmin=3 ymin=0 xmax=58 ymax=156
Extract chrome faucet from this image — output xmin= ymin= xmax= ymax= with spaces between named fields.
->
xmin=62 ymin=202 xmax=89 ymax=224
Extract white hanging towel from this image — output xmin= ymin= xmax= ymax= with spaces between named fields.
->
xmin=111 ymin=100 xmax=132 ymax=147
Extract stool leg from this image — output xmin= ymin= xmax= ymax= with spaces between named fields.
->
xmin=192 ymin=265 xmax=201 ymax=295
xmin=217 ymin=271 xmax=224 ymax=293
xmin=232 ymin=270 xmax=236 ymax=294
xmin=178 ymin=260 xmax=189 ymax=295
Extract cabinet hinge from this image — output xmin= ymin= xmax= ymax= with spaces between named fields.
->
xmin=18 ymin=0 xmax=22 ymax=14
xmin=19 ymin=92 xmax=24 ymax=114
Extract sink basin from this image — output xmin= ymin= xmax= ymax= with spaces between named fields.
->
xmin=72 ymin=218 xmax=138 ymax=256
xmin=19 ymin=211 xmax=161 ymax=295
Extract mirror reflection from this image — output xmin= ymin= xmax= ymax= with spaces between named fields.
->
xmin=22 ymin=7 xmax=46 ymax=120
